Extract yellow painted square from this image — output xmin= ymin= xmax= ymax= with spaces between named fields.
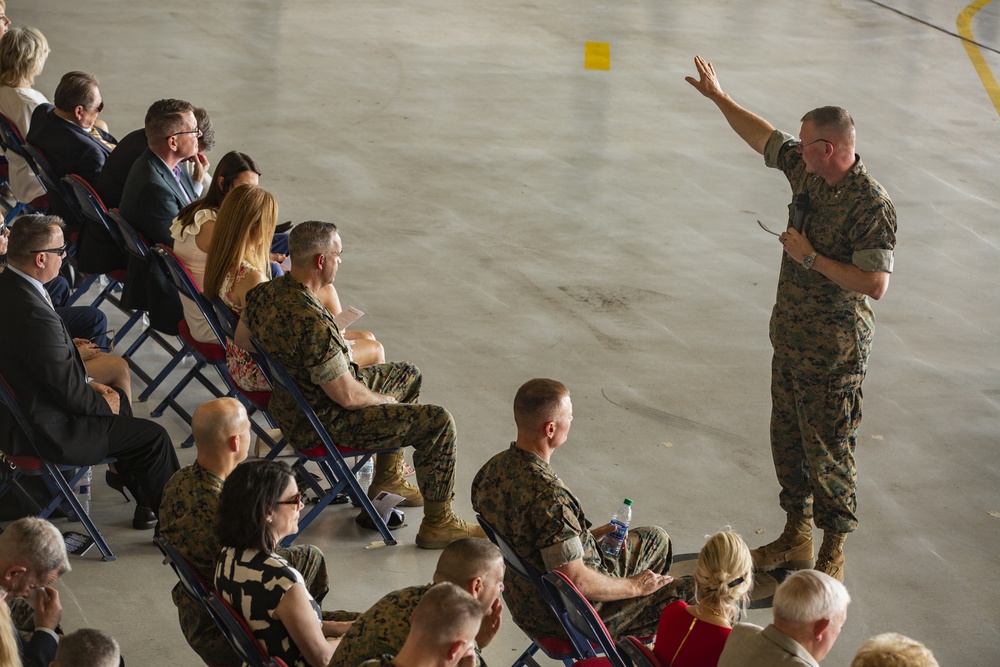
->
xmin=584 ymin=42 xmax=610 ymax=70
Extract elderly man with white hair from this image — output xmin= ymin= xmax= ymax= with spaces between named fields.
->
xmin=718 ymin=569 xmax=850 ymax=667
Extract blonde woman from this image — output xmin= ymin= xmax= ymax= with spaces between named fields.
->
xmin=652 ymin=531 xmax=753 ymax=667
xmin=851 ymin=633 xmax=939 ymax=667
xmin=0 ymin=26 xmax=49 ymax=206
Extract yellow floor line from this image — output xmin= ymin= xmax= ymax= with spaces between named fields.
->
xmin=957 ymin=0 xmax=1000 ymax=116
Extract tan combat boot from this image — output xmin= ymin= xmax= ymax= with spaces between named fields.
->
xmin=751 ymin=514 xmax=815 ymax=572
xmin=415 ymin=499 xmax=487 ymax=549
xmin=815 ymin=532 xmax=846 ymax=581
xmin=367 ymin=450 xmax=423 ymax=506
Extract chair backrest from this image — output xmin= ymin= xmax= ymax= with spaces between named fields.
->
xmin=477 ymin=514 xmax=595 ymax=658
xmin=206 ymin=592 xmax=288 ymax=667
xmin=22 ymin=144 xmax=83 ymax=225
xmin=0 ymin=113 xmax=29 ymax=160
xmin=105 ymin=208 xmax=150 ymax=260
xmin=153 ymin=244 xmax=227 ymax=347
xmin=248 ymin=334 xmax=338 ymax=454
xmin=616 ymin=636 xmax=663 ymax=667
xmin=0 ymin=372 xmax=36 ymax=450
xmin=63 ymin=173 xmax=113 ymax=226
xmin=153 ymin=534 xmax=213 ymax=603
xmin=216 ymin=300 xmax=276 ymax=390
xmin=543 ymin=571 xmax=628 ymax=667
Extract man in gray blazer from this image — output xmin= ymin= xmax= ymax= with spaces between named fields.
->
xmin=718 ymin=570 xmax=850 ymax=667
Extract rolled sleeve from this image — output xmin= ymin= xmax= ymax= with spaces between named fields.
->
xmin=764 ymin=130 xmax=797 ymax=169
xmin=853 ymin=248 xmax=893 ymax=273
xmin=540 ymin=536 xmax=585 ymax=571
xmin=307 ymin=349 xmax=350 ymax=385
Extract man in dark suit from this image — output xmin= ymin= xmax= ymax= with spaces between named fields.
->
xmin=0 ymin=214 xmax=179 ymax=528
xmin=118 ymin=98 xmax=206 ymax=333
xmin=26 ymin=71 xmax=124 ymax=274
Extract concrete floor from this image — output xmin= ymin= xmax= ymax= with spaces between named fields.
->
xmin=11 ymin=0 xmax=1000 ymax=664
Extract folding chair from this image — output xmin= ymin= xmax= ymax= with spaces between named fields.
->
xmin=248 ymin=333 xmax=396 ymax=547
xmin=153 ymin=534 xmax=215 ymax=606
xmin=103 ymin=209 xmax=188 ymax=399
xmin=543 ymin=571 xmax=630 ymax=667
xmin=0 ymin=372 xmax=116 ymax=561
xmin=152 ymin=245 xmax=283 ymax=452
xmin=0 ymin=113 xmax=41 ymax=222
xmin=22 ymin=144 xmax=82 ymax=227
xmin=616 ymin=637 xmax=662 ymax=667
xmin=206 ymin=592 xmax=290 ymax=667
xmin=476 ymin=514 xmax=594 ymax=667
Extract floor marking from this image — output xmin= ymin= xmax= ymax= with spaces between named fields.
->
xmin=584 ymin=42 xmax=610 ymax=70
xmin=957 ymin=0 xmax=1000 ymax=116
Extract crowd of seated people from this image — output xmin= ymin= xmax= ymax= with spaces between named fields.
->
xmin=0 ymin=4 xmax=942 ymax=667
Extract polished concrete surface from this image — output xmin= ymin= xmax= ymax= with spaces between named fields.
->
xmin=12 ymin=0 xmax=1000 ymax=664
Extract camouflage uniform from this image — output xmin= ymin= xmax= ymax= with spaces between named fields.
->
xmin=244 ymin=274 xmax=457 ymax=502
xmin=333 ymin=584 xmax=485 ymax=667
xmin=159 ymin=462 xmax=348 ymax=666
xmin=359 ymin=657 xmax=396 ymax=667
xmin=764 ymin=130 xmax=896 ymax=534
xmin=472 ymin=444 xmax=691 ymax=641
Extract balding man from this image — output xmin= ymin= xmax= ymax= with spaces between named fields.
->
xmin=360 ymin=583 xmax=484 ymax=667
xmin=159 ymin=397 xmax=349 ymax=666
xmin=473 ymin=378 xmax=689 ymax=643
xmin=687 ymin=56 xmax=897 ymax=581
xmin=332 ymin=538 xmax=504 ymax=667
xmin=718 ymin=570 xmax=850 ymax=667
xmin=0 ymin=518 xmax=69 ymax=667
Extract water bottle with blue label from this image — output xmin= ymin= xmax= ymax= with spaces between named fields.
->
xmin=356 ymin=456 xmax=374 ymax=491
xmin=601 ymin=498 xmax=633 ymax=557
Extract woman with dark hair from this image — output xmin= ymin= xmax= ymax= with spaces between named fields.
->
xmin=170 ymin=151 xmax=263 ymax=343
xmin=214 ymin=460 xmax=351 ymax=667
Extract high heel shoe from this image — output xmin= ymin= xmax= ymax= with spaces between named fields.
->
xmin=105 ymin=470 xmax=132 ymax=503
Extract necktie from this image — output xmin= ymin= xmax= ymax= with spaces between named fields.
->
xmin=171 ymin=165 xmax=192 ymax=205
xmin=87 ymin=126 xmax=116 ymax=150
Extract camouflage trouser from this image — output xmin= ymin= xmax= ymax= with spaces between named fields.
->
xmin=325 ymin=361 xmax=456 ymax=502
xmin=175 ymin=544 xmax=350 ymax=665
xmin=770 ymin=359 xmax=864 ymax=534
xmin=593 ymin=526 xmax=693 ymax=638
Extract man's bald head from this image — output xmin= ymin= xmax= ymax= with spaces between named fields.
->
xmin=192 ymin=398 xmax=250 ymax=456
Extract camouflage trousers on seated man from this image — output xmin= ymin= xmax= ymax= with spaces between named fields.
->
xmin=176 ymin=544 xmax=358 ymax=666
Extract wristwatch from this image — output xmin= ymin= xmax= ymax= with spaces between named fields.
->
xmin=802 ymin=252 xmax=818 ymax=270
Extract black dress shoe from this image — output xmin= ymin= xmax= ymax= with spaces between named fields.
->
xmin=132 ymin=506 xmax=156 ymax=530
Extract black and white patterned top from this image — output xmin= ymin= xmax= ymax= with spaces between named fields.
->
xmin=215 ymin=547 xmax=322 ymax=667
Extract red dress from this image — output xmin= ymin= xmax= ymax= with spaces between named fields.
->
xmin=652 ymin=601 xmax=731 ymax=667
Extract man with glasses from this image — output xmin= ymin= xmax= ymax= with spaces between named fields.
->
xmin=119 ymin=98 xmax=205 ymax=333
xmin=686 ymin=55 xmax=896 ymax=582
xmin=0 ymin=214 xmax=179 ymax=530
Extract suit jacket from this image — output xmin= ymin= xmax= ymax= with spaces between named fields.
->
xmin=15 ymin=624 xmax=58 ymax=667
xmin=25 ymin=104 xmax=126 ymax=273
xmin=117 ymin=148 xmax=193 ymax=332
xmin=95 ymin=127 xmax=147 ymax=209
xmin=0 ymin=269 xmax=113 ymax=465
xmin=25 ymin=104 xmax=117 ymax=185
xmin=717 ymin=623 xmax=821 ymax=667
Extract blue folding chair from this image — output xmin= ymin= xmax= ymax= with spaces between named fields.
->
xmin=248 ymin=333 xmax=396 ymax=546
xmin=153 ymin=244 xmax=284 ymax=453
xmin=0 ymin=372 xmax=116 ymax=561
xmin=0 ymin=113 xmax=40 ymax=222
xmin=153 ymin=534 xmax=216 ymax=606
xmin=543 ymin=571 xmax=630 ymax=667
xmin=206 ymin=592 xmax=290 ymax=667
xmin=616 ymin=637 xmax=662 ymax=667
xmin=476 ymin=514 xmax=595 ymax=667
xmin=103 ymin=209 xmax=189 ymax=400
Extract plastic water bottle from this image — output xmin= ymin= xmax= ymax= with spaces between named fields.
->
xmin=356 ymin=457 xmax=374 ymax=491
xmin=73 ymin=468 xmax=93 ymax=517
xmin=601 ymin=498 xmax=633 ymax=557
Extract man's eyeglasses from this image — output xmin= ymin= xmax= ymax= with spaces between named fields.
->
xmin=94 ymin=100 xmax=105 ymax=113
xmin=275 ymin=493 xmax=304 ymax=507
xmin=89 ymin=329 xmax=116 ymax=353
xmin=170 ymin=129 xmax=202 ymax=138
xmin=30 ymin=244 xmax=69 ymax=256
xmin=795 ymin=138 xmax=831 ymax=153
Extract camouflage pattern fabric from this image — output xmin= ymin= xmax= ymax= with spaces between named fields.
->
xmin=159 ymin=463 xmax=343 ymax=665
xmin=331 ymin=584 xmax=432 ymax=667
xmin=359 ymin=656 xmax=396 ymax=667
xmin=472 ymin=444 xmax=691 ymax=640
xmin=244 ymin=275 xmax=457 ymax=502
xmin=762 ymin=130 xmax=896 ymax=535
